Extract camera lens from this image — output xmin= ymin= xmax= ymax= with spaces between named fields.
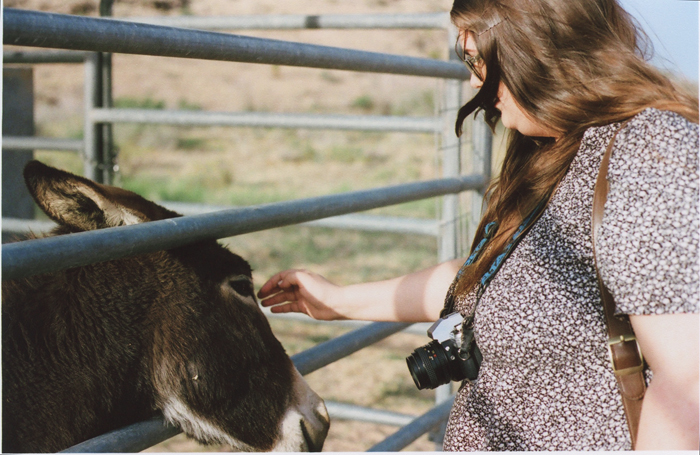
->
xmin=406 ymin=340 xmax=454 ymax=390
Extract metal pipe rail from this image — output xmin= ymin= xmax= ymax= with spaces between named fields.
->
xmin=3 ymin=49 xmax=88 ymax=63
xmin=368 ymin=398 xmax=454 ymax=452
xmin=325 ymin=401 xmax=416 ymax=427
xmin=1 ymin=6 xmax=487 ymax=451
xmin=60 ymin=321 xmax=412 ymax=452
xmin=2 ymin=213 xmax=440 ymax=238
xmin=89 ymin=108 xmax=440 ymax=133
xmin=293 ymin=321 xmax=411 ymax=375
xmin=1 ymin=136 xmax=83 ymax=151
xmin=59 ymin=400 xmax=423 ymax=453
xmin=161 ymin=202 xmax=441 ymax=236
xmin=60 ymin=418 xmax=180 ymax=453
xmin=4 ymin=8 xmax=469 ymax=80
xmin=2 ymin=175 xmax=485 ymax=281
xmin=124 ymin=12 xmax=450 ymax=30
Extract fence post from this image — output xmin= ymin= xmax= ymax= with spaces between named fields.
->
xmin=469 ymin=111 xmax=492 ymax=244
xmin=100 ymin=0 xmax=116 ymax=184
xmin=438 ymin=27 xmax=462 ymax=264
xmin=2 ymin=67 xmax=35 ymax=243
xmin=431 ymin=24 xmax=463 ymax=449
xmin=83 ymin=52 xmax=103 ymax=182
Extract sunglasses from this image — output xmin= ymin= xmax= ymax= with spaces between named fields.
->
xmin=455 ymin=32 xmax=484 ymax=81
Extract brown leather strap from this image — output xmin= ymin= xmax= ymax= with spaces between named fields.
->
xmin=591 ymin=120 xmax=646 ymax=449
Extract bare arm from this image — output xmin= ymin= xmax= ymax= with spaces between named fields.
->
xmin=630 ymin=313 xmax=699 ymax=450
xmin=257 ymin=258 xmax=465 ymax=323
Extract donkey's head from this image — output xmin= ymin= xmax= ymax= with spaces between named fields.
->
xmin=23 ymin=161 xmax=330 ymax=451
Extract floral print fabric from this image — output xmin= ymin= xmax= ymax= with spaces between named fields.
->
xmin=442 ymin=108 xmax=699 ymax=451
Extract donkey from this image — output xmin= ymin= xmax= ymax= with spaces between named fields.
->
xmin=2 ymin=161 xmax=330 ymax=453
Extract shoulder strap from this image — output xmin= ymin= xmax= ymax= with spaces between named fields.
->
xmin=591 ymin=120 xmax=646 ymax=449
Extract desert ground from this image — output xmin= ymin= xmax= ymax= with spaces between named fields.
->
xmin=3 ymin=0 xmax=475 ymax=451
xmin=6 ymin=0 xmax=698 ymax=452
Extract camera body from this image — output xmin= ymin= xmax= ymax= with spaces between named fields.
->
xmin=406 ymin=312 xmax=482 ymax=390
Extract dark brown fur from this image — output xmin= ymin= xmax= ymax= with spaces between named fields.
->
xmin=2 ymin=161 xmax=308 ymax=452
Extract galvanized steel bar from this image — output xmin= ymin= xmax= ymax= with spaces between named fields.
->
xmin=99 ymin=0 xmax=116 ymax=185
xmin=1 ymin=136 xmax=82 ymax=151
xmin=433 ymin=25 xmax=463 ymax=448
xmin=100 ymin=53 xmax=116 ymax=185
xmin=90 ymin=108 xmax=440 ymax=133
xmin=65 ymin=322 xmax=410 ymax=452
xmin=292 ymin=322 xmax=411 ymax=375
xmin=123 ymin=12 xmax=450 ymax=30
xmin=2 ymin=211 xmax=439 ymax=237
xmin=60 ymin=320 xmax=413 ymax=452
xmin=1 ymin=8 xmax=484 ymax=453
xmin=60 ymin=399 xmax=419 ymax=453
xmin=63 ymin=400 xmax=422 ymax=452
xmin=468 ymin=111 xmax=493 ymax=246
xmin=162 ymin=202 xmax=439 ymax=236
xmin=2 ymin=175 xmax=485 ymax=281
xmin=1 ymin=218 xmax=56 ymax=235
xmin=437 ymin=32 xmax=463 ymax=262
xmin=367 ymin=397 xmax=454 ymax=452
xmin=83 ymin=52 xmax=102 ymax=182
xmin=325 ymin=401 xmax=414 ymax=426
xmin=300 ymin=214 xmax=437 ymax=236
xmin=3 ymin=49 xmax=87 ymax=63
xmin=3 ymin=8 xmax=470 ymax=80
xmin=263 ymin=308 xmax=433 ymax=336
xmin=60 ymin=417 xmax=180 ymax=453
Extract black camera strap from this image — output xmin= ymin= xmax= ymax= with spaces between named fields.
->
xmin=441 ymin=197 xmax=550 ymax=318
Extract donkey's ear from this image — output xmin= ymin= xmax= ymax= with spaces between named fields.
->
xmin=23 ymin=160 xmax=180 ymax=232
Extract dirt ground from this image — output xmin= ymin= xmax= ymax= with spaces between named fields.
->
xmin=6 ymin=0 xmax=457 ymax=120
xmin=6 ymin=0 xmax=699 ymax=452
xmin=4 ymin=0 xmax=459 ymax=452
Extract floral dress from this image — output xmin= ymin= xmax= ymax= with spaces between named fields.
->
xmin=442 ymin=108 xmax=699 ymax=451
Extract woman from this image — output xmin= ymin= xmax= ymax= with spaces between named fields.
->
xmin=258 ymin=0 xmax=699 ymax=450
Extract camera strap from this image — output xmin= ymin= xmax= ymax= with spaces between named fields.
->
xmin=442 ymin=196 xmax=550 ymax=318
xmin=475 ymin=197 xmax=548 ymax=302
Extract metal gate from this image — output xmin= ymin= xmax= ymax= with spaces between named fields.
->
xmin=2 ymin=4 xmax=493 ymax=451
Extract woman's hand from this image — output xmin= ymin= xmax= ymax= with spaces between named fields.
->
xmin=258 ymin=258 xmax=465 ymax=324
xmin=257 ymin=269 xmax=347 ymax=321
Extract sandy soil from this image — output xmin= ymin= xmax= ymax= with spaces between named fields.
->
xmin=4 ymin=0 xmax=457 ymax=452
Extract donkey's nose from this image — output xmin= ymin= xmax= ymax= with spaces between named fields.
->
xmin=301 ymin=396 xmax=330 ymax=452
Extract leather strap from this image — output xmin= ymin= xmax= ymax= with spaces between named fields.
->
xmin=591 ymin=120 xmax=646 ymax=449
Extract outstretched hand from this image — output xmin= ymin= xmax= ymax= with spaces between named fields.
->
xmin=257 ymin=269 xmax=346 ymax=321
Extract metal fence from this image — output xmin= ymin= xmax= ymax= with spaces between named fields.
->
xmin=2 ymin=5 xmax=493 ymax=451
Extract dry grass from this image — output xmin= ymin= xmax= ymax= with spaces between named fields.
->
xmin=6 ymin=0 xmax=467 ymax=451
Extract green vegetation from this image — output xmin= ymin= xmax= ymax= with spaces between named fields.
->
xmin=176 ymin=99 xmax=203 ymax=111
xmin=175 ymin=137 xmax=208 ymax=150
xmin=392 ymin=89 xmax=435 ymax=116
xmin=32 ymin=76 xmax=456 ymax=454
xmin=113 ymin=97 xmax=166 ymax=109
xmin=350 ymin=94 xmax=376 ymax=111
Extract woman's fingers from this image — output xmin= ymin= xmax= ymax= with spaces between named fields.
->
xmin=259 ymin=289 xmax=298 ymax=307
xmin=268 ymin=302 xmax=300 ymax=314
xmin=257 ymin=272 xmax=285 ymax=298
xmin=257 ymin=269 xmax=341 ymax=320
xmin=258 ymin=269 xmax=301 ymax=299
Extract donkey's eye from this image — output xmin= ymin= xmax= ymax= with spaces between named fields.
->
xmin=227 ymin=276 xmax=254 ymax=297
xmin=230 ymin=281 xmax=253 ymax=297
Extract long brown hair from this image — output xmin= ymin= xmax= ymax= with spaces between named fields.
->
xmin=451 ymin=0 xmax=699 ymax=295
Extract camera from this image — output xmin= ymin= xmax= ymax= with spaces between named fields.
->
xmin=405 ymin=312 xmax=482 ymax=390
